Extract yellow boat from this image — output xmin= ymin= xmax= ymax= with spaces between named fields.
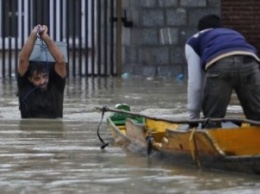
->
xmin=103 ymin=104 xmax=260 ymax=175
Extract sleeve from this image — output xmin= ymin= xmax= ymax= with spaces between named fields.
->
xmin=17 ymin=73 xmax=30 ymax=93
xmin=49 ymin=70 xmax=66 ymax=92
xmin=185 ymin=44 xmax=204 ymax=119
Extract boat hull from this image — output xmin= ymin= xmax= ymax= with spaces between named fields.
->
xmin=155 ymin=126 xmax=260 ymax=174
xmin=157 ymin=149 xmax=260 ymax=174
xmin=107 ymin=117 xmax=151 ymax=154
xmin=106 ymin=108 xmax=260 ymax=175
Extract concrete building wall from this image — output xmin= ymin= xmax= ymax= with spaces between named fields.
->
xmin=121 ymin=0 xmax=221 ymax=78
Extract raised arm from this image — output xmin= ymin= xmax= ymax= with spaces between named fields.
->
xmin=18 ymin=26 xmax=39 ymax=76
xmin=40 ymin=25 xmax=67 ymax=78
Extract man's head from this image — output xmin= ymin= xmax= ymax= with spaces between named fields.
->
xmin=197 ymin=14 xmax=222 ymax=31
xmin=28 ymin=62 xmax=49 ymax=90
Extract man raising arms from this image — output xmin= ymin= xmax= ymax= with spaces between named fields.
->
xmin=17 ymin=25 xmax=67 ymax=118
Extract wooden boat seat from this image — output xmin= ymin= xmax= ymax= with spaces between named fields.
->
xmin=221 ymin=122 xmax=240 ymax=128
xmin=112 ymin=120 xmax=126 ymax=126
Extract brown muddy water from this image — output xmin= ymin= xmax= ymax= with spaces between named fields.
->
xmin=0 ymin=77 xmax=259 ymax=194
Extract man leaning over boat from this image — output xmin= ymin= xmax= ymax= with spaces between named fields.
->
xmin=185 ymin=14 xmax=260 ymax=128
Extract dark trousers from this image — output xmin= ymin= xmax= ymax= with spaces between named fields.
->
xmin=202 ymin=55 xmax=260 ymax=123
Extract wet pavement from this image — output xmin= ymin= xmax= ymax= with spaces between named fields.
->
xmin=0 ymin=77 xmax=259 ymax=194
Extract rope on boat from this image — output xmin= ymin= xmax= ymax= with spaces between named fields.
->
xmin=189 ymin=127 xmax=201 ymax=168
xmin=146 ymin=134 xmax=154 ymax=156
xmin=96 ymin=106 xmax=260 ymax=126
xmin=96 ymin=106 xmax=109 ymax=149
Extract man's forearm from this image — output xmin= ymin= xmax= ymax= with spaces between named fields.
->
xmin=19 ymin=32 xmax=37 ymax=62
xmin=18 ymin=31 xmax=38 ymax=76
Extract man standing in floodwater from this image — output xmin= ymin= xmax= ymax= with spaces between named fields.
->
xmin=17 ymin=25 xmax=67 ymax=118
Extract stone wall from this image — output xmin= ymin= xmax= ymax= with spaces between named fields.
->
xmin=121 ymin=0 xmax=221 ymax=78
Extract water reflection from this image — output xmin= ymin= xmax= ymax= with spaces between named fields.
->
xmin=18 ymin=119 xmax=65 ymax=139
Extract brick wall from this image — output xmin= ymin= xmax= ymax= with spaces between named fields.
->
xmin=222 ymin=0 xmax=260 ymax=54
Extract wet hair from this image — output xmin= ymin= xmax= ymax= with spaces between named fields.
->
xmin=28 ymin=61 xmax=49 ymax=77
xmin=197 ymin=14 xmax=222 ymax=31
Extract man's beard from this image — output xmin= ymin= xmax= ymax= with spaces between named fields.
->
xmin=39 ymin=83 xmax=48 ymax=91
xmin=35 ymin=82 xmax=48 ymax=91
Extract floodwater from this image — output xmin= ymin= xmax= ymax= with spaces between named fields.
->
xmin=0 ymin=76 xmax=259 ymax=194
